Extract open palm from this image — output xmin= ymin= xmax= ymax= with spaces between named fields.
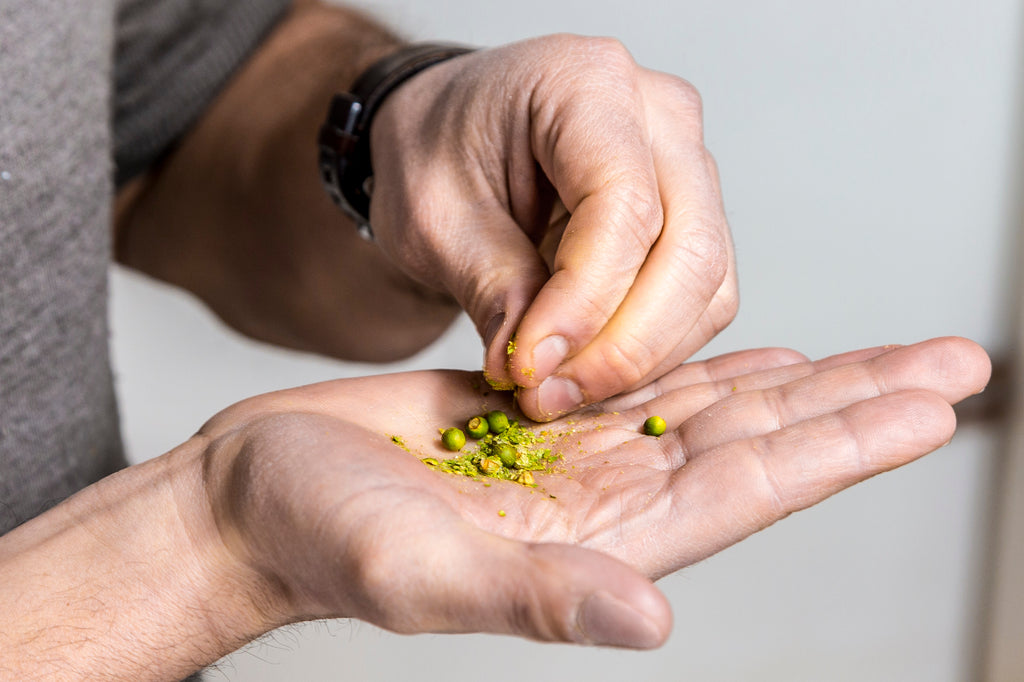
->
xmin=200 ymin=337 xmax=989 ymax=648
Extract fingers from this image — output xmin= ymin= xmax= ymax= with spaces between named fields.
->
xmin=596 ymin=346 xmax=808 ymax=414
xmin=350 ymin=521 xmax=671 ymax=649
xmin=506 ymin=45 xmax=662 ymax=414
xmin=655 ymin=389 xmax=958 ymax=573
xmin=670 ymin=337 xmax=991 ymax=460
xmin=511 ymin=62 xmax=734 ymax=420
xmin=369 ymin=35 xmax=735 ymax=413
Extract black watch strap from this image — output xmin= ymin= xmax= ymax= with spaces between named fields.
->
xmin=317 ymin=43 xmax=475 ymax=240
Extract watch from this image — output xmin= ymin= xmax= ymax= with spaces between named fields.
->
xmin=317 ymin=43 xmax=475 ymax=240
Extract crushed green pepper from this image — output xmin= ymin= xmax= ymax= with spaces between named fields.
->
xmin=421 ymin=414 xmax=559 ymax=487
xmin=494 ymin=443 xmax=516 ymax=468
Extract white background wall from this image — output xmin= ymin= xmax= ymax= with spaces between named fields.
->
xmin=110 ymin=1 xmax=1022 ymax=680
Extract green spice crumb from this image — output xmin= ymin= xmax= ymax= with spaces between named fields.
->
xmin=643 ymin=415 xmax=667 ymax=437
xmin=421 ymin=414 xmax=559 ymax=487
xmin=498 ymin=510 xmax=507 ymax=517
xmin=506 ymin=339 xmax=516 ymax=356
xmin=479 ymin=457 xmax=502 ymax=475
xmin=483 ymin=371 xmax=516 ymax=391
xmin=389 ymin=435 xmax=409 ymax=451
xmin=520 ymin=367 xmax=535 ymax=379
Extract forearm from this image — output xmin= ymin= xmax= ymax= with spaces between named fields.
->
xmin=0 ymin=440 xmax=282 ymax=681
xmin=115 ymin=0 xmax=458 ymax=362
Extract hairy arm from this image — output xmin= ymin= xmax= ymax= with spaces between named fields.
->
xmin=114 ymin=0 xmax=459 ymax=362
xmin=0 ymin=441 xmax=281 ymax=680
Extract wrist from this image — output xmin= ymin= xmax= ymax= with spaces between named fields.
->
xmin=170 ymin=435 xmax=297 ymax=643
xmin=318 ymin=43 xmax=476 ymax=239
xmin=112 ymin=440 xmax=293 ymax=658
xmin=194 ymin=412 xmax=346 ymax=624
xmin=0 ymin=437 xmax=288 ymax=678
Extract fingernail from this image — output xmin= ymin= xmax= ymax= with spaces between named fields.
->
xmin=484 ymin=313 xmax=506 ymax=349
xmin=532 ymin=335 xmax=570 ymax=378
xmin=537 ymin=375 xmax=583 ymax=417
xmin=577 ymin=591 xmax=664 ymax=649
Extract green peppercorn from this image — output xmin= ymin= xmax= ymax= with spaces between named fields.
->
xmin=441 ymin=427 xmax=466 ymax=451
xmin=486 ymin=410 xmax=510 ymax=434
xmin=494 ymin=443 xmax=516 ymax=468
xmin=466 ymin=415 xmax=489 ymax=439
xmin=643 ymin=415 xmax=667 ymax=437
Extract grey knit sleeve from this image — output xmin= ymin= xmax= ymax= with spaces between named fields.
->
xmin=113 ymin=0 xmax=290 ymax=185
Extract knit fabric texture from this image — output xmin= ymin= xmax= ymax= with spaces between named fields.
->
xmin=0 ymin=0 xmax=287 ymax=533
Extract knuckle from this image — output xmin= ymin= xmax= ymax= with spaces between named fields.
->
xmin=711 ymin=273 xmax=740 ymax=329
xmin=646 ymin=71 xmax=705 ymax=133
xmin=717 ymin=292 xmax=740 ymax=330
xmin=544 ymin=35 xmax=638 ymax=85
xmin=704 ymin=148 xmax=722 ymax=183
xmin=695 ymin=229 xmax=731 ymax=284
xmin=670 ymin=224 xmax=731 ymax=298
xmin=584 ymin=36 xmax=636 ymax=70
xmin=654 ymin=71 xmax=703 ymax=111
xmin=595 ymin=332 xmax=656 ymax=391
xmin=606 ymin=183 xmax=665 ymax=247
xmin=666 ymin=76 xmax=703 ymax=111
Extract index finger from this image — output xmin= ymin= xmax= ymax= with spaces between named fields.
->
xmin=507 ymin=40 xmax=673 ymax=415
xmin=514 ymin=72 xmax=731 ymax=419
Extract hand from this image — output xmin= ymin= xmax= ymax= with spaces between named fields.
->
xmin=200 ymin=337 xmax=989 ymax=648
xmin=370 ymin=35 xmax=738 ymax=420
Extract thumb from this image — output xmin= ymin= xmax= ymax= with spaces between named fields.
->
xmin=371 ymin=182 xmax=550 ymax=389
xmin=432 ymin=208 xmax=552 ymax=391
xmin=360 ymin=523 xmax=672 ymax=648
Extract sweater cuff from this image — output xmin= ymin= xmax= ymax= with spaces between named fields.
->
xmin=113 ymin=0 xmax=290 ymax=185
